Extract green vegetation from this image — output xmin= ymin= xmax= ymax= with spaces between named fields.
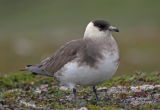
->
xmin=0 ymin=72 xmax=159 ymax=109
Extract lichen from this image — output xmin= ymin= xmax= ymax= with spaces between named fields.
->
xmin=0 ymin=71 xmax=159 ymax=109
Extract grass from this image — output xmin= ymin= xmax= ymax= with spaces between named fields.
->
xmin=0 ymin=71 xmax=160 ymax=110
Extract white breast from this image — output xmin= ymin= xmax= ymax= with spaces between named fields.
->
xmin=55 ymin=51 xmax=119 ymax=89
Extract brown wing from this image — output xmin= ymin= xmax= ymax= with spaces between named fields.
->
xmin=41 ymin=39 xmax=85 ymax=75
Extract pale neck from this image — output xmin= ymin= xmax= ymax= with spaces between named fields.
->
xmin=83 ymin=30 xmax=112 ymax=41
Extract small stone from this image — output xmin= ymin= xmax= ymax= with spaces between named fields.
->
xmin=39 ymin=84 xmax=48 ymax=91
xmin=156 ymin=72 xmax=160 ymax=76
xmin=78 ymin=107 xmax=88 ymax=110
xmin=97 ymin=87 xmax=108 ymax=92
xmin=59 ymin=86 xmax=69 ymax=91
xmin=35 ymin=84 xmax=48 ymax=93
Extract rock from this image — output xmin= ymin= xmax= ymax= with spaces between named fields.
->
xmin=59 ymin=86 xmax=69 ymax=91
xmin=78 ymin=107 xmax=88 ymax=110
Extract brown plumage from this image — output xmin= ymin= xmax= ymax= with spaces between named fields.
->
xmin=41 ymin=38 xmax=104 ymax=75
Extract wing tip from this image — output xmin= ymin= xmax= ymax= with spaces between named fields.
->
xmin=26 ymin=65 xmax=32 ymax=67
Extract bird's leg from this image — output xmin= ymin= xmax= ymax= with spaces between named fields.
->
xmin=73 ymin=88 xmax=77 ymax=100
xmin=93 ymin=86 xmax=99 ymax=101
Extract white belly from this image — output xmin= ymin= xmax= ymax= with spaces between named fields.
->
xmin=55 ymin=52 xmax=119 ymax=89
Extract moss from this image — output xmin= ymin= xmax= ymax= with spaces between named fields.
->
xmin=0 ymin=72 xmax=55 ymax=89
xmin=87 ymin=104 xmax=122 ymax=110
xmin=0 ymin=71 xmax=159 ymax=109
xmin=0 ymin=72 xmax=35 ymax=88
xmin=87 ymin=104 xmax=102 ymax=110
xmin=102 ymin=72 xmax=160 ymax=87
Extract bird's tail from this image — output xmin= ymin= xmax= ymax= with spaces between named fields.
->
xmin=24 ymin=65 xmax=52 ymax=77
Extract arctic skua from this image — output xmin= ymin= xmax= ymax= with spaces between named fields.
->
xmin=26 ymin=19 xmax=120 ymax=101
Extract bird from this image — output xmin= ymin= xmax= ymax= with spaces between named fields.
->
xmin=25 ymin=19 xmax=120 ymax=101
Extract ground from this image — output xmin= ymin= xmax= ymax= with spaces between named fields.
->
xmin=0 ymin=72 xmax=160 ymax=110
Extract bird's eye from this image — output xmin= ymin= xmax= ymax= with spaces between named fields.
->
xmin=98 ymin=24 xmax=105 ymax=29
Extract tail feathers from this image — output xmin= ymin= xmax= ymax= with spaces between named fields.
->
xmin=20 ymin=65 xmax=32 ymax=71
xmin=26 ymin=65 xmax=32 ymax=67
xmin=25 ymin=65 xmax=52 ymax=77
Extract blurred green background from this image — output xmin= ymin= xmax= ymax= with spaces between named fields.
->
xmin=0 ymin=0 xmax=160 ymax=75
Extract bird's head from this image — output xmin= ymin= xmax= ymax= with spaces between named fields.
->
xmin=84 ymin=20 xmax=119 ymax=39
